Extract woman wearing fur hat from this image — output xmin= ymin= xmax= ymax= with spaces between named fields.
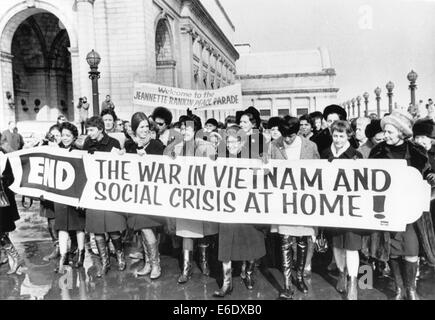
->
xmin=164 ymin=114 xmax=218 ymax=284
xmin=369 ymin=110 xmax=431 ymax=300
xmin=269 ymin=116 xmax=320 ymax=299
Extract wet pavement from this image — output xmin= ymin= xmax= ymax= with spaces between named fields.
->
xmin=1 ymin=197 xmax=435 ymax=300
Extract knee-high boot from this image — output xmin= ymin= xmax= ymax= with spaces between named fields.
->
xmin=95 ymin=235 xmax=110 ymax=277
xmin=178 ymin=250 xmax=193 ymax=284
xmin=403 ymin=260 xmax=420 ymax=300
xmin=0 ymin=234 xmax=24 ymax=275
xmin=243 ymin=260 xmax=256 ymax=290
xmin=43 ymin=219 xmax=60 ymax=262
xmin=136 ymin=232 xmax=151 ymax=276
xmin=213 ymin=261 xmax=233 ymax=297
xmin=294 ymin=237 xmax=309 ymax=294
xmin=389 ymin=258 xmax=405 ymax=300
xmin=111 ymin=236 xmax=126 ymax=271
xmin=143 ymin=229 xmax=161 ymax=280
xmin=279 ymin=235 xmax=295 ymax=299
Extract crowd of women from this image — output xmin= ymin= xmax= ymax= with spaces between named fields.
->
xmin=1 ymin=103 xmax=435 ymax=300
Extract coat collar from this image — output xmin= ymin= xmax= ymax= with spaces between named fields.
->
xmin=274 ymin=136 xmax=309 ymax=160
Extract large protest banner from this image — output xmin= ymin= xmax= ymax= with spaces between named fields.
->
xmin=133 ymin=82 xmax=242 ymax=111
xmin=7 ymin=147 xmax=431 ymax=232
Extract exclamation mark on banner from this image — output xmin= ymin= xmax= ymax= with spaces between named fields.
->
xmin=373 ymin=196 xmax=386 ymax=220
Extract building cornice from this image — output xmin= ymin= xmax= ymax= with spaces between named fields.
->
xmin=241 ymin=88 xmax=340 ymax=95
xmin=183 ymin=0 xmax=239 ymax=61
xmin=236 ymin=69 xmax=337 ymax=80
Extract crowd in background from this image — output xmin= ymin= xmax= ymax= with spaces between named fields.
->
xmin=1 ymin=98 xmax=435 ymax=300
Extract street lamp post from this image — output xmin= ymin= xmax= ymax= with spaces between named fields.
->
xmin=386 ymin=81 xmax=395 ymax=114
xmin=363 ymin=92 xmax=369 ymax=117
xmin=374 ymin=87 xmax=382 ymax=118
xmin=346 ymin=101 xmax=351 ymax=117
xmin=86 ymin=50 xmax=101 ymax=116
xmin=407 ymin=70 xmax=418 ymax=108
xmin=351 ymin=98 xmax=356 ymax=117
xmin=356 ymin=96 xmax=362 ymax=117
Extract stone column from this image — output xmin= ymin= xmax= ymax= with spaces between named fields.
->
xmin=0 ymin=51 xmax=15 ymax=127
xmin=76 ymin=0 xmax=96 ymax=113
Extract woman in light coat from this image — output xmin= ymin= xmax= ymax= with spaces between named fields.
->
xmin=164 ymin=114 xmax=218 ymax=284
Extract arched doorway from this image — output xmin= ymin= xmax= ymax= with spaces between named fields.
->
xmin=11 ymin=12 xmax=73 ymax=122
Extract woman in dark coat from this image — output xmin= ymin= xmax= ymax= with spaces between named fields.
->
xmin=82 ymin=116 xmax=126 ymax=277
xmin=53 ymin=122 xmax=86 ymax=273
xmin=213 ymin=125 xmax=266 ymax=297
xmin=320 ymin=120 xmax=363 ymax=300
xmin=237 ymin=107 xmax=268 ymax=158
xmin=124 ymin=112 xmax=165 ymax=280
xmin=0 ymin=147 xmax=23 ymax=275
xmin=369 ymin=110 xmax=432 ymax=300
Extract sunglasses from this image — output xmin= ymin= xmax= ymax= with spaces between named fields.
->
xmin=155 ymin=122 xmax=165 ymax=126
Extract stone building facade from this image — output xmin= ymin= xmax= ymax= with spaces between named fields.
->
xmin=235 ymin=45 xmax=339 ymax=118
xmin=0 ymin=0 xmax=238 ymax=132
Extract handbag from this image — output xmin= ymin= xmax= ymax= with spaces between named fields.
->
xmin=314 ymin=229 xmax=328 ymax=253
xmin=0 ymin=180 xmax=10 ymax=207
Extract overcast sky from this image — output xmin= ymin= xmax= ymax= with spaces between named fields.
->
xmin=220 ymin=0 xmax=435 ymax=110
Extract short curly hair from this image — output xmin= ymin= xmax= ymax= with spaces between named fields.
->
xmin=151 ymin=107 xmax=173 ymax=125
xmin=59 ymin=122 xmax=79 ymax=139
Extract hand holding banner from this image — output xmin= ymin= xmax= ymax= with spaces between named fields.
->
xmin=6 ymin=147 xmax=431 ymax=232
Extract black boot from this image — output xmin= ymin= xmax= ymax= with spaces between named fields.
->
xmin=199 ymin=244 xmax=210 ymax=276
xmin=178 ymin=250 xmax=193 ymax=284
xmin=243 ymin=260 xmax=256 ymax=290
xmin=336 ymin=269 xmax=347 ymax=294
xmin=213 ymin=262 xmax=233 ymax=297
xmin=95 ymin=236 xmax=110 ymax=277
xmin=389 ymin=258 xmax=406 ymax=300
xmin=294 ymin=237 xmax=309 ymax=294
xmin=111 ymin=237 xmax=126 ymax=271
xmin=74 ymin=250 xmax=85 ymax=268
xmin=279 ymin=235 xmax=295 ymax=300
xmin=403 ymin=260 xmax=420 ymax=300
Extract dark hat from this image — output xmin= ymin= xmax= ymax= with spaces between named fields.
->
xmin=365 ymin=119 xmax=382 ymax=139
xmin=413 ymin=118 xmax=435 ymax=139
xmin=205 ymin=118 xmax=218 ymax=127
xmin=323 ymin=104 xmax=347 ymax=121
xmin=236 ymin=106 xmax=261 ymax=128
